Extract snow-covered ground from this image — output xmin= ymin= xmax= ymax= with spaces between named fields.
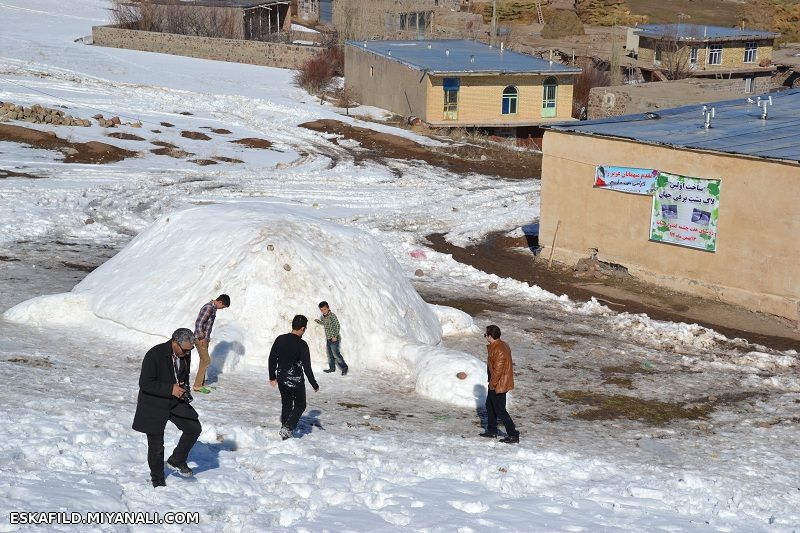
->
xmin=1 ymin=1 xmax=799 ymax=531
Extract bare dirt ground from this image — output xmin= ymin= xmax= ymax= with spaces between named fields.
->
xmin=0 ymin=124 xmax=136 ymax=164
xmin=300 ymin=119 xmax=542 ymax=179
xmin=427 ymin=232 xmax=800 ymax=351
xmin=299 ymin=117 xmax=797 ymax=350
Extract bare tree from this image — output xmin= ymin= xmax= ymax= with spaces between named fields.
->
xmin=649 ymin=24 xmax=703 ymax=81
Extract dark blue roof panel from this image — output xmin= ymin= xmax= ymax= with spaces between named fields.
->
xmin=547 ymin=89 xmax=800 ymax=163
xmin=345 ymin=39 xmax=582 ymax=75
xmin=633 ymin=24 xmax=778 ymax=41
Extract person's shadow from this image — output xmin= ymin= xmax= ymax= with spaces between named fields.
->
xmin=296 ymin=409 xmax=324 ymax=438
xmin=474 ymin=384 xmax=488 ymax=431
xmin=207 ymin=341 xmax=246 ymax=384
xmin=184 ymin=436 xmax=238 ymax=477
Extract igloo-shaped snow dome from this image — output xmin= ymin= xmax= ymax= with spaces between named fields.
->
xmin=5 ymin=203 xmax=486 ymax=406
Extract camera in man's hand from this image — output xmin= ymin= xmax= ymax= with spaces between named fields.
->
xmin=179 ymin=383 xmax=194 ymax=403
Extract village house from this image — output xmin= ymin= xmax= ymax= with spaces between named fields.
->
xmin=333 ymin=0 xmax=461 ymax=41
xmin=345 ymin=39 xmax=580 ymax=140
xmin=627 ymin=24 xmax=779 ymax=93
xmin=149 ymin=0 xmax=291 ymax=39
xmin=539 ymin=89 xmax=800 ymax=324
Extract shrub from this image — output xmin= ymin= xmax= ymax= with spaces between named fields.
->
xmin=293 ymin=55 xmax=335 ymax=94
xmin=572 ymin=61 xmax=610 ymax=118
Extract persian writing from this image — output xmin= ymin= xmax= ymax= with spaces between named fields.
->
xmin=650 ymin=172 xmax=721 ymax=252
xmin=594 ymin=166 xmax=658 ymax=195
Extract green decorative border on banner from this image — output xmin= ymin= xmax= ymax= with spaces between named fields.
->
xmin=650 ymin=172 xmax=721 ymax=252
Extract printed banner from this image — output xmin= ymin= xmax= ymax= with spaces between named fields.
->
xmin=594 ymin=166 xmax=658 ymax=195
xmin=650 ymin=172 xmax=721 ymax=252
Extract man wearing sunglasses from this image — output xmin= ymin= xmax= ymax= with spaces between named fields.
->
xmin=133 ymin=328 xmax=202 ymax=487
xmin=479 ymin=324 xmax=520 ymax=444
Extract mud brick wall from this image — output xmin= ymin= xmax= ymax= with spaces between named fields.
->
xmin=92 ymin=26 xmax=319 ymax=70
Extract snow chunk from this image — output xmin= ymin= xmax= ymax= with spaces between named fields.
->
xmin=4 ymin=203 xmax=486 ymax=407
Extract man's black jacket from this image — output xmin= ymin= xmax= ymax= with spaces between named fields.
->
xmin=132 ymin=340 xmax=198 ymax=434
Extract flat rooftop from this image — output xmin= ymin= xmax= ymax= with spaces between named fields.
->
xmin=547 ymin=88 xmax=800 ymax=164
xmin=633 ymin=24 xmax=779 ymax=42
xmin=346 ymin=39 xmax=582 ymax=76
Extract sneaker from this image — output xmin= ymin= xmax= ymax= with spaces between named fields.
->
xmin=323 ymin=369 xmax=336 ymax=373
xmin=479 ymin=431 xmax=497 ymax=438
xmin=279 ymin=426 xmax=293 ymax=440
xmin=151 ymin=478 xmax=166 ymax=488
xmin=166 ymin=457 xmax=194 ymax=476
xmin=499 ymin=435 xmax=519 ymax=444
xmin=193 ymin=386 xmax=212 ymax=394
xmin=341 ymin=367 xmax=348 ymax=376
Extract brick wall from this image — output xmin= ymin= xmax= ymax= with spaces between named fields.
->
xmin=425 ymin=74 xmax=576 ymax=125
xmin=92 ymin=25 xmax=319 ymax=70
xmin=639 ymin=38 xmax=774 ymax=71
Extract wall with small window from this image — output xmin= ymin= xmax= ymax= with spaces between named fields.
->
xmin=344 ymin=44 xmax=428 ymax=119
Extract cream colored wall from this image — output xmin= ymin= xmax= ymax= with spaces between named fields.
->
xmin=425 ymin=74 xmax=575 ymax=124
xmin=344 ymin=45 xmax=428 ymax=119
xmin=540 ymin=130 xmax=800 ymax=322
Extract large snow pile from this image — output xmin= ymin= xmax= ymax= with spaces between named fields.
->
xmin=4 ymin=202 xmax=486 ymax=406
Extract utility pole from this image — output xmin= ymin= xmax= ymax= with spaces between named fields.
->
xmin=491 ymin=0 xmax=497 ymax=47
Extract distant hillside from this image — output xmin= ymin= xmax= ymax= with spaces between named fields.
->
xmin=626 ymin=0 xmax=744 ymax=26
xmin=742 ymin=0 xmax=800 ymax=43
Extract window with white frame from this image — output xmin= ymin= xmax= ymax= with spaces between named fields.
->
xmin=501 ymin=86 xmax=518 ymax=115
xmin=744 ymin=42 xmax=757 ymax=63
xmin=744 ymin=77 xmax=754 ymax=93
xmin=690 ymin=47 xmax=698 ymax=66
xmin=708 ymin=44 xmax=723 ymax=65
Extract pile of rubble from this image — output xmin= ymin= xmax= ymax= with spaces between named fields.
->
xmin=0 ymin=102 xmax=141 ymax=129
xmin=0 ymin=102 xmax=91 ymax=127
xmin=574 ymin=0 xmax=646 ymax=26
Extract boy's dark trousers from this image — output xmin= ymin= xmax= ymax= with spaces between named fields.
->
xmin=278 ymin=381 xmax=307 ymax=430
xmin=485 ymin=388 xmax=518 ymax=437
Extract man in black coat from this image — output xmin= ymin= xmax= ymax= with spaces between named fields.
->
xmin=133 ymin=328 xmax=202 ymax=487
xmin=269 ymin=315 xmax=319 ymax=440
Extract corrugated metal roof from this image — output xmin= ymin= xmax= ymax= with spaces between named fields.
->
xmin=345 ymin=39 xmax=582 ymax=75
xmin=547 ymin=89 xmax=800 ymax=164
xmin=633 ymin=24 xmax=779 ymax=41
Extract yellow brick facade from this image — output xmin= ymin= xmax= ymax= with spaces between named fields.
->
xmin=425 ymin=74 xmax=575 ymax=125
xmin=639 ymin=37 xmax=774 ymax=71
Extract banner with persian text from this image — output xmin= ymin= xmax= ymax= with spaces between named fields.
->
xmin=650 ymin=172 xmax=721 ymax=252
xmin=594 ymin=166 xmax=658 ymax=195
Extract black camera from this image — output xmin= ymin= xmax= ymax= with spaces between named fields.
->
xmin=179 ymin=383 xmax=194 ymax=403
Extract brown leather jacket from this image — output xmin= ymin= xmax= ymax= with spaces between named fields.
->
xmin=487 ymin=339 xmax=514 ymax=394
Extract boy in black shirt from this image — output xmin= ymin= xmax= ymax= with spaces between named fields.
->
xmin=269 ymin=315 xmax=319 ymax=440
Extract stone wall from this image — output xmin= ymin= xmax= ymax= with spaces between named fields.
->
xmin=92 ymin=25 xmax=319 ymax=70
xmin=588 ymin=77 xmax=778 ymax=119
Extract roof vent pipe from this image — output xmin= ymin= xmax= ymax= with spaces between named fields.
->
xmin=445 ymin=49 xmax=450 ymax=57
xmin=427 ymin=43 xmax=432 ymax=49
xmin=363 ymin=41 xmax=367 ymax=47
xmin=500 ymin=42 xmax=504 ymax=53
xmin=470 ymin=54 xmax=475 ymax=63
xmin=388 ymin=49 xmax=392 ymax=56
xmin=703 ymin=107 xmax=714 ymax=129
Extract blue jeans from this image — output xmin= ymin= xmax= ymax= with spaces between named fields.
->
xmin=326 ymin=339 xmax=348 ymax=371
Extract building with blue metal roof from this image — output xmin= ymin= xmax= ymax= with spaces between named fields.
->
xmin=626 ymin=24 xmax=779 ymax=91
xmin=344 ymin=39 xmax=581 ymax=136
xmin=538 ymin=89 xmax=799 ymax=323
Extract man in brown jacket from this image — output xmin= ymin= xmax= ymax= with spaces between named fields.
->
xmin=479 ymin=324 xmax=519 ymax=444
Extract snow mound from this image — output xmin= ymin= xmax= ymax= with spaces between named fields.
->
xmin=4 ymin=203 xmax=486 ymax=407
